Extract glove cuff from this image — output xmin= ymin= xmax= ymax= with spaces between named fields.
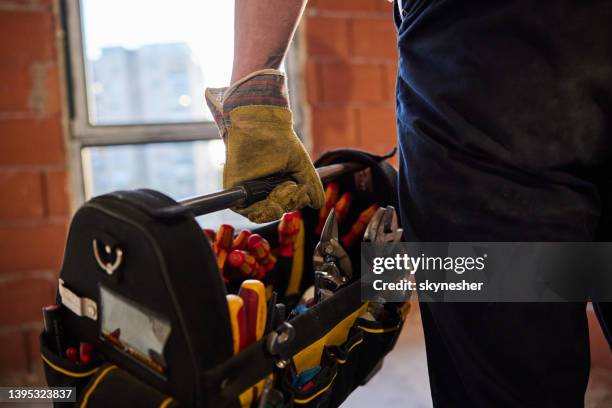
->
xmin=223 ymin=69 xmax=289 ymax=112
xmin=205 ymin=69 xmax=289 ymax=140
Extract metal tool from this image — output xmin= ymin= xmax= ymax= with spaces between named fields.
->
xmin=314 ymin=271 xmax=342 ymax=303
xmin=313 ymin=209 xmax=352 ymax=281
xmin=364 ymin=205 xmax=403 ymax=243
xmin=364 ymin=206 xmax=407 ymax=305
xmin=313 ymin=209 xmax=353 ymax=303
xmin=266 ymin=322 xmax=296 ymax=375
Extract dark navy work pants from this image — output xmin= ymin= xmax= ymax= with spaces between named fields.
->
xmin=393 ymin=1 xmax=611 ymax=406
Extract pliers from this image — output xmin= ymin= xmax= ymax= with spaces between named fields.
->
xmin=364 ymin=205 xmax=403 ymax=243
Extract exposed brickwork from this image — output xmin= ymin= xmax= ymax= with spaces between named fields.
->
xmin=0 ymin=0 xmax=69 ymax=384
xmin=310 ymin=106 xmax=358 ymax=158
xmin=304 ymin=0 xmax=399 ymax=165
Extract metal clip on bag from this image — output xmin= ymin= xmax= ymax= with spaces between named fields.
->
xmin=41 ymin=148 xmax=405 ymax=408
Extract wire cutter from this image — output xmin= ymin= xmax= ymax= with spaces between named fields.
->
xmin=313 ymin=209 xmax=352 ymax=302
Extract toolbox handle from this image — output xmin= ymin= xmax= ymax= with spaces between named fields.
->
xmin=175 ymin=162 xmax=363 ymax=217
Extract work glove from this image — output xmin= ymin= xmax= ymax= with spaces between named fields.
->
xmin=205 ymin=69 xmax=324 ymax=223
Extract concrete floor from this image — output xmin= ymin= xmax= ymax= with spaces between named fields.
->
xmin=343 ymin=300 xmax=612 ymax=408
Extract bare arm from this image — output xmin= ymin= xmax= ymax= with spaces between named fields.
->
xmin=231 ymin=0 xmax=308 ymax=82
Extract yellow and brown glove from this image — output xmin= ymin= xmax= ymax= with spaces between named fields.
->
xmin=205 ymin=69 xmax=324 ymax=223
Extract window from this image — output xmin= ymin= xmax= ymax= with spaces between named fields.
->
xmin=65 ymin=0 xmax=302 ymax=228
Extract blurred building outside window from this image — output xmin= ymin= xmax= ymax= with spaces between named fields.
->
xmin=68 ymin=0 xmax=290 ymax=228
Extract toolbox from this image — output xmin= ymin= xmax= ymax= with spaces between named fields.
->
xmin=40 ymin=148 xmax=408 ymax=408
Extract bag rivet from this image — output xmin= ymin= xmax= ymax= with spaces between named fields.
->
xmin=86 ymin=305 xmax=97 ymax=319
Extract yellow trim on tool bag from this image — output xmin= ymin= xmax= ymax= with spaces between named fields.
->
xmin=159 ymin=397 xmax=174 ymax=408
xmin=357 ymin=324 xmax=401 ymax=334
xmin=293 ymin=303 xmax=368 ymax=372
xmin=80 ymin=365 xmax=118 ymax=408
xmin=238 ymin=375 xmax=269 ymax=408
xmin=293 ymin=372 xmax=338 ymax=405
xmin=286 ymin=219 xmax=305 ymax=296
xmin=334 ymin=338 xmax=364 ymax=364
xmin=40 ymin=354 xmax=100 ymax=378
xmin=238 ymin=385 xmax=255 ymax=408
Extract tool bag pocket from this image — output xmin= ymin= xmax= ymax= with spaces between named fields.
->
xmin=323 ymin=327 xmax=364 ymax=406
xmin=77 ymin=363 xmax=177 ymax=408
xmin=40 ymin=333 xmax=102 ymax=406
xmin=353 ymin=307 xmax=404 ymax=385
xmin=282 ymin=362 xmax=338 ymax=408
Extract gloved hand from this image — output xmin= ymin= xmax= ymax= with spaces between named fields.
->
xmin=205 ymin=69 xmax=324 ymax=223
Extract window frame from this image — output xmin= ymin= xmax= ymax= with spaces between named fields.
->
xmin=62 ymin=0 xmax=307 ymax=208
xmin=65 ymin=0 xmax=220 ymax=145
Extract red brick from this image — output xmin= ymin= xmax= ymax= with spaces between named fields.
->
xmin=356 ymin=105 xmax=398 ymax=159
xmin=0 ymin=221 xmax=67 ymax=273
xmin=305 ymin=61 xmax=321 ymax=106
xmin=0 ymin=170 xmax=44 ymax=219
xmin=0 ymin=62 xmax=34 ymax=113
xmin=10 ymin=0 xmax=55 ymax=7
xmin=0 ymin=10 xmax=55 ymax=62
xmin=0 ymin=60 xmax=61 ymax=116
xmin=0 ymin=117 xmax=65 ymax=165
xmin=350 ymin=18 xmax=397 ymax=59
xmin=311 ymin=107 xmax=358 ymax=158
xmin=0 ymin=276 xmax=55 ymax=326
xmin=319 ymin=62 xmax=385 ymax=104
xmin=309 ymin=0 xmax=384 ymax=12
xmin=0 ymin=330 xmax=28 ymax=373
xmin=383 ymin=62 xmax=398 ymax=100
xmin=306 ymin=16 xmax=350 ymax=58
xmin=45 ymin=63 xmax=62 ymax=116
xmin=44 ymin=169 xmax=70 ymax=217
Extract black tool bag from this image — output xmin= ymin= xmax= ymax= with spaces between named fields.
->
xmin=41 ymin=148 xmax=407 ymax=408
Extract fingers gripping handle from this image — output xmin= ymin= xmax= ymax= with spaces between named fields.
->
xmin=239 ymin=174 xmax=293 ymax=208
xmin=173 ymin=162 xmax=362 ymax=217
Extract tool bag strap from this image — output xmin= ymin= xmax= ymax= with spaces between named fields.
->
xmin=201 ymin=281 xmax=362 ymax=407
xmin=104 ymin=189 xmax=194 ymax=220
xmin=314 ymin=147 xmax=399 ymax=210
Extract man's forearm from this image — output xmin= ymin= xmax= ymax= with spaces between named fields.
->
xmin=232 ymin=0 xmax=307 ymax=82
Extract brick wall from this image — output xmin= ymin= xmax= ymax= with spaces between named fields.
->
xmin=303 ymin=0 xmax=398 ymax=165
xmin=0 ymin=0 xmax=69 ymax=384
xmin=0 ymin=0 xmax=399 ymax=385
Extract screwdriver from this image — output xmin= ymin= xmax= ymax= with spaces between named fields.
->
xmin=79 ymin=342 xmax=94 ymax=365
xmin=65 ymin=347 xmax=78 ymax=363
xmin=226 ymin=294 xmax=248 ymax=353
xmin=227 ymin=250 xmax=258 ymax=278
xmin=232 ymin=229 xmax=252 ymax=250
xmin=238 ymin=280 xmax=268 ymax=345
xmin=248 ymin=234 xmax=276 ymax=273
xmin=278 ymin=211 xmax=301 ymax=257
xmin=334 ymin=192 xmax=352 ymax=223
xmin=202 ymin=228 xmax=216 ymax=243
xmin=215 ymin=224 xmax=235 ymax=252
xmin=214 ymin=224 xmax=235 ymax=272
xmin=341 ymin=204 xmax=380 ymax=248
